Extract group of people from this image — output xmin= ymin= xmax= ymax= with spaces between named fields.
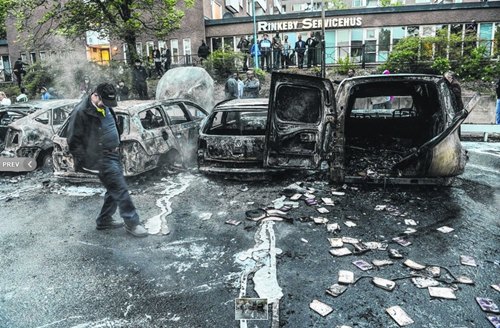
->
xmin=236 ymin=32 xmax=320 ymax=72
xmin=224 ymin=69 xmax=261 ymax=100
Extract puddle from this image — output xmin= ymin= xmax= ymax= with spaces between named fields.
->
xmin=144 ymin=173 xmax=195 ymax=235
xmin=53 ymin=186 xmax=105 ymax=197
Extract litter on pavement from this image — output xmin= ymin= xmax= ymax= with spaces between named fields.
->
xmin=428 ymin=286 xmax=457 ymax=299
xmin=309 ymin=299 xmax=333 ymax=317
xmin=386 ymin=306 xmax=414 ymax=326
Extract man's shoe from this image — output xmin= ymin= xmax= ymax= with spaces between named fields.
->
xmin=125 ymin=224 xmax=149 ymax=237
xmin=96 ymin=218 xmax=124 ymax=230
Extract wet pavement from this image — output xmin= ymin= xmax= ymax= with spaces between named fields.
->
xmin=0 ymin=142 xmax=499 ymax=328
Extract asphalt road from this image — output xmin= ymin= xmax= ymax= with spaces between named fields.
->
xmin=0 ymin=142 xmax=499 ymax=328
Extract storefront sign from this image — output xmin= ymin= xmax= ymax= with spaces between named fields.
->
xmin=257 ymin=17 xmax=362 ymax=32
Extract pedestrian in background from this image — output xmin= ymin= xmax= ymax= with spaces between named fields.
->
xmin=259 ymin=34 xmax=272 ymax=72
xmin=250 ymin=38 xmax=261 ymax=69
xmin=80 ymin=76 xmax=92 ymax=98
xmin=0 ymin=91 xmax=11 ymax=105
xmin=295 ymin=35 xmax=306 ymax=69
xmin=40 ymin=87 xmax=56 ymax=100
xmin=13 ymin=57 xmax=28 ymax=88
xmin=16 ymin=87 xmax=29 ymax=102
xmin=243 ymin=70 xmax=260 ymax=98
xmin=224 ymin=71 xmax=238 ymax=100
xmin=237 ymin=36 xmax=250 ymax=71
xmin=281 ymin=35 xmax=291 ymax=69
xmin=161 ymin=46 xmax=171 ymax=72
xmin=66 ymin=83 xmax=148 ymax=237
xmin=152 ymin=46 xmax=164 ymax=77
xmin=444 ymin=71 xmax=464 ymax=112
xmin=236 ymin=72 xmax=244 ymax=98
xmin=132 ymin=59 xmax=148 ymax=100
xmin=306 ymin=32 xmax=319 ymax=68
xmin=272 ymin=33 xmax=282 ymax=70
xmin=116 ymin=80 xmax=130 ymax=101
xmin=198 ymin=41 xmax=210 ymax=65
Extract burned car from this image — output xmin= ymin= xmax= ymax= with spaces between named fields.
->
xmin=198 ymin=98 xmax=284 ymax=175
xmin=0 ymin=103 xmax=40 ymax=147
xmin=200 ymin=72 xmax=476 ymax=185
xmin=1 ymin=100 xmax=80 ymax=168
xmin=52 ymin=99 xmax=208 ymax=179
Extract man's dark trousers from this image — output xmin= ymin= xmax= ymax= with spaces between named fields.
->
xmin=307 ymin=48 xmax=316 ymax=68
xmin=134 ymin=82 xmax=148 ymax=100
xmin=96 ymin=151 xmax=140 ymax=227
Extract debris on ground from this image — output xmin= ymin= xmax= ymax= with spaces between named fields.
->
xmin=330 ymin=248 xmax=352 ymax=257
xmin=338 ymin=270 xmax=355 ymax=284
xmin=476 ymin=297 xmax=500 ymax=313
xmin=428 ymin=286 xmax=457 ymax=299
xmin=372 ymin=277 xmax=396 ymax=291
xmin=460 ymin=255 xmax=477 ymax=267
xmin=309 ymin=299 xmax=333 ymax=317
xmin=437 ymin=226 xmax=455 ymax=233
xmin=225 ymin=219 xmax=241 ymax=226
xmin=386 ymin=305 xmax=414 ymax=326
xmin=411 ymin=277 xmax=440 ymax=289
xmin=352 ymin=259 xmax=373 ymax=271
xmin=403 ymin=259 xmax=426 ymax=270
xmin=326 ymin=284 xmax=348 ymax=297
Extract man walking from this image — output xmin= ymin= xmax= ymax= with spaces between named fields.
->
xmin=132 ymin=59 xmax=148 ymax=100
xmin=13 ymin=57 xmax=28 ymax=88
xmin=67 ymin=83 xmax=148 ymax=237
xmin=295 ymin=35 xmax=306 ymax=69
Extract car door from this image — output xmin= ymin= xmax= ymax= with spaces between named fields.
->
xmin=180 ymin=101 xmax=208 ymax=141
xmin=137 ymin=106 xmax=172 ymax=155
xmin=264 ymin=72 xmax=336 ymax=169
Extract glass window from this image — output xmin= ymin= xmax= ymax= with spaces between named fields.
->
xmin=337 ymin=30 xmax=350 ymax=60
xmin=276 ymin=85 xmax=321 ymax=124
xmin=212 ymin=0 xmax=222 ymax=19
xmin=206 ymin=110 xmax=267 ymax=135
xmin=224 ymin=36 xmax=235 ymax=50
xmin=325 ymin=31 xmax=336 ymax=64
xmin=352 ymin=0 xmax=363 ymax=7
xmin=407 ymin=26 xmax=419 ymax=37
xmin=39 ymin=52 xmax=46 ymax=61
xmin=136 ymin=42 xmax=143 ymax=58
xmin=212 ymin=37 xmax=222 ymax=51
xmin=30 ymin=52 xmax=36 ymax=64
xmin=184 ymin=104 xmax=207 ymax=120
xmin=139 ymin=107 xmax=166 ymax=130
xmin=378 ymin=28 xmax=390 ymax=62
xmin=35 ymin=111 xmax=50 ymax=125
xmin=479 ymin=23 xmax=493 ymax=55
xmin=366 ymin=0 xmax=377 ymax=7
xmin=171 ymin=39 xmax=179 ymax=64
xmin=52 ymin=106 xmax=70 ymax=126
xmin=164 ymin=104 xmax=190 ymax=124
xmin=158 ymin=41 xmax=166 ymax=53
xmin=146 ymin=41 xmax=154 ymax=59
xmin=183 ymin=38 xmax=192 ymax=64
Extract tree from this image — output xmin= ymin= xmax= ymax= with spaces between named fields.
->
xmin=0 ymin=0 xmax=14 ymax=39
xmin=11 ymin=0 xmax=194 ymax=64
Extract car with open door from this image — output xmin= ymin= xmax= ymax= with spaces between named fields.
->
xmin=52 ymin=99 xmax=207 ymax=180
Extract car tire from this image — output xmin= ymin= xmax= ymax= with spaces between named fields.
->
xmin=37 ymin=150 xmax=54 ymax=172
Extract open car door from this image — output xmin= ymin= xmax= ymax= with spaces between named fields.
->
xmin=264 ymin=72 xmax=335 ymax=170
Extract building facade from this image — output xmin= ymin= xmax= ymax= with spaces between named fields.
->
xmin=0 ymin=1 xmax=498 ymax=82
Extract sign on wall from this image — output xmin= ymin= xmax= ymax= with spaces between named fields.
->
xmin=258 ymin=17 xmax=363 ymax=32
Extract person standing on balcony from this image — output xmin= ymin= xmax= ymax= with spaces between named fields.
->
xmin=132 ymin=59 xmax=148 ymax=100
xmin=281 ymin=35 xmax=291 ymax=69
xmin=13 ymin=57 xmax=28 ymax=88
xmin=295 ymin=35 xmax=306 ymax=69
xmin=152 ymin=46 xmax=163 ymax=77
xmin=161 ymin=46 xmax=171 ymax=72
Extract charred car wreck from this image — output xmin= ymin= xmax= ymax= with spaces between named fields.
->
xmin=53 ymin=99 xmax=207 ymax=179
xmin=1 ymin=100 xmax=79 ymax=168
xmin=199 ymin=72 xmax=477 ymax=185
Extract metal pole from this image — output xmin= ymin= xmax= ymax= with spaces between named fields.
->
xmin=252 ymin=0 xmax=259 ymax=69
xmin=321 ymin=0 xmax=326 ymax=78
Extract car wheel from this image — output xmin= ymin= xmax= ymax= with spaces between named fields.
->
xmin=161 ymin=150 xmax=185 ymax=169
xmin=37 ymin=150 xmax=54 ymax=172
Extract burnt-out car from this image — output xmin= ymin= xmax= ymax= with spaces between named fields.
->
xmin=198 ymin=98 xmax=284 ymax=175
xmin=0 ymin=104 xmax=40 ymax=147
xmin=200 ymin=72 xmax=477 ymax=185
xmin=1 ymin=100 xmax=80 ymax=168
xmin=52 ymin=99 xmax=208 ymax=179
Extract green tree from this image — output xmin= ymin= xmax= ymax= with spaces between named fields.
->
xmin=0 ymin=0 xmax=14 ymax=39
xmin=325 ymin=0 xmax=347 ymax=10
xmin=11 ymin=0 xmax=194 ymax=64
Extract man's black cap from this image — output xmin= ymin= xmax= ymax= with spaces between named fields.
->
xmin=95 ymin=83 xmax=118 ymax=107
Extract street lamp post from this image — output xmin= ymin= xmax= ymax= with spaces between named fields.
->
xmin=321 ymin=0 xmax=326 ymax=78
xmin=252 ymin=0 xmax=259 ymax=69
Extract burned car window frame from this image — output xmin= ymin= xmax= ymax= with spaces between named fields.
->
xmin=274 ymin=84 xmax=323 ymax=125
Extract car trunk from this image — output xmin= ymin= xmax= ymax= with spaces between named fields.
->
xmin=341 ymin=78 xmax=465 ymax=184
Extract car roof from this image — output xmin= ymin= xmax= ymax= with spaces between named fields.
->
xmin=214 ymin=98 xmax=268 ymax=111
xmin=344 ymin=74 xmax=443 ymax=83
xmin=4 ymin=99 xmax=80 ymax=111
xmin=113 ymin=98 xmax=201 ymax=115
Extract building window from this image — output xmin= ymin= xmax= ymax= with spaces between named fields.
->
xmin=479 ymin=23 xmax=493 ymax=56
xmin=171 ymin=39 xmax=179 ymax=64
xmin=392 ymin=26 xmax=405 ymax=47
xmin=337 ymin=30 xmax=350 ymax=60
xmin=183 ymin=38 xmax=192 ymax=64
xmin=212 ymin=0 xmax=222 ymax=19
xmin=407 ymin=26 xmax=419 ymax=37
xmin=351 ymin=29 xmax=363 ymax=62
xmin=136 ymin=42 xmax=143 ymax=58
xmin=378 ymin=28 xmax=390 ymax=62
xmin=123 ymin=43 xmax=128 ymax=62
xmin=30 ymin=52 xmax=36 ymax=64
xmin=352 ymin=0 xmax=363 ymax=7
xmin=146 ymin=41 xmax=155 ymax=59
xmin=364 ymin=29 xmax=377 ymax=63
xmin=21 ymin=53 xmax=28 ymax=63
xmin=415 ymin=0 xmax=430 ymax=3
xmin=224 ymin=36 xmax=235 ymax=50
xmin=39 ymin=52 xmax=46 ymax=61
xmin=211 ymin=37 xmax=222 ymax=51
xmin=366 ymin=0 xmax=377 ymax=7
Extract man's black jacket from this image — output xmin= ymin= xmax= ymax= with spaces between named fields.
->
xmin=132 ymin=66 xmax=148 ymax=85
xmin=67 ymin=97 xmax=122 ymax=171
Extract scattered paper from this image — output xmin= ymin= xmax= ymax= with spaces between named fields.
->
xmin=491 ymin=284 xmax=500 ymax=293
xmin=305 ymin=198 xmax=318 ymax=206
xmin=437 ymin=226 xmax=454 ymax=233
xmin=386 ymin=306 xmax=414 ymax=326
xmin=225 ymin=220 xmax=241 ymax=226
xmin=301 ymin=238 xmax=309 ymax=243
xmin=404 ymin=219 xmax=417 ymax=226
xmin=326 ymin=284 xmax=347 ymax=297
xmin=326 ymin=223 xmax=341 ymax=233
xmin=412 ymin=277 xmax=439 ymax=289
xmin=199 ymin=212 xmax=212 ymax=221
xmin=352 ymin=243 xmax=369 ymax=254
xmin=460 ymin=255 xmax=477 ymax=267
xmin=290 ymin=193 xmax=302 ymax=201
xmin=476 ymin=297 xmax=500 ymax=313
xmin=388 ymin=249 xmax=404 ymax=259
xmin=352 ymin=259 xmax=373 ymax=271
xmin=456 ymin=276 xmax=474 ymax=284
xmin=373 ymin=277 xmax=396 ymax=291
xmin=404 ymin=228 xmax=417 ymax=234
xmin=426 ymin=266 xmax=441 ymax=278
xmin=342 ymin=237 xmax=359 ymax=244
xmin=330 ymin=248 xmax=352 ymax=257
xmin=304 ymin=193 xmax=316 ymax=199
xmin=309 ymin=300 xmax=333 ymax=317
xmin=363 ymin=242 xmax=383 ymax=250
xmin=313 ymin=217 xmax=329 ymax=224
xmin=322 ymin=197 xmax=335 ymax=206
xmin=393 ymin=237 xmax=412 ymax=247
xmin=338 ymin=270 xmax=355 ymax=284
xmin=317 ymin=207 xmax=330 ymax=214
xmin=428 ymin=287 xmax=457 ymax=299
xmin=331 ymin=191 xmax=345 ymax=196
xmin=404 ymin=259 xmax=426 ymax=270
xmin=328 ymin=238 xmax=343 ymax=248
xmin=487 ymin=315 xmax=500 ymax=328
xmin=372 ymin=259 xmax=394 ymax=267
xmin=344 ymin=221 xmax=357 ymax=227
xmin=375 ymin=205 xmax=387 ymax=211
